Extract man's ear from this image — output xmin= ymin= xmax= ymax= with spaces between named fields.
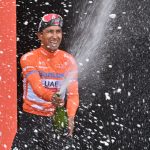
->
xmin=36 ymin=32 xmax=43 ymax=41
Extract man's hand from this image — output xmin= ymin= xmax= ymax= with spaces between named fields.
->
xmin=67 ymin=116 xmax=75 ymax=137
xmin=52 ymin=93 xmax=64 ymax=107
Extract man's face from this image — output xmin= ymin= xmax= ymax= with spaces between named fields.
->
xmin=38 ymin=26 xmax=62 ymax=52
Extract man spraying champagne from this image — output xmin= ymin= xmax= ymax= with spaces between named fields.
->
xmin=11 ymin=13 xmax=79 ymax=150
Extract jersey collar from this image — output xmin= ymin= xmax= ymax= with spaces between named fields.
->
xmin=39 ymin=47 xmax=59 ymax=58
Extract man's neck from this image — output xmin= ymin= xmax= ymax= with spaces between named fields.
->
xmin=41 ymin=45 xmax=57 ymax=53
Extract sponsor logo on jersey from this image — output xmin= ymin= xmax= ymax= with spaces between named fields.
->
xmin=42 ymin=79 xmax=62 ymax=88
xmin=39 ymin=71 xmax=64 ymax=78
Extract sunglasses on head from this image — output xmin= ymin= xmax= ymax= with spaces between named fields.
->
xmin=42 ymin=14 xmax=63 ymax=27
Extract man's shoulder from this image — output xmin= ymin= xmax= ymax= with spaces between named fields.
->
xmin=20 ymin=49 xmax=39 ymax=61
xmin=58 ymin=49 xmax=75 ymax=59
xmin=58 ymin=49 xmax=77 ymax=66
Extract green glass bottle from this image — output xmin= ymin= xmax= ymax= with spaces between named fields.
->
xmin=53 ymin=94 xmax=68 ymax=130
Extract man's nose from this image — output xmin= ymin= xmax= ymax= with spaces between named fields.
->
xmin=52 ymin=32 xmax=57 ymax=38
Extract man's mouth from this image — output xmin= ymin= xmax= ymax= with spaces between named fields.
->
xmin=46 ymin=41 xmax=59 ymax=50
xmin=51 ymin=42 xmax=57 ymax=47
xmin=50 ymin=41 xmax=58 ymax=47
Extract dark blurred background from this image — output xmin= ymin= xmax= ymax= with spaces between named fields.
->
xmin=17 ymin=0 xmax=150 ymax=149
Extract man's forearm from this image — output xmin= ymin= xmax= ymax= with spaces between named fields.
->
xmin=68 ymin=116 xmax=75 ymax=136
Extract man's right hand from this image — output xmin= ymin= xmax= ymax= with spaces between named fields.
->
xmin=51 ymin=93 xmax=64 ymax=107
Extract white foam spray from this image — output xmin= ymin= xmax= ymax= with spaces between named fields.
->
xmin=59 ymin=0 xmax=116 ymax=95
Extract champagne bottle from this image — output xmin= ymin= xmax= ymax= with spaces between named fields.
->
xmin=53 ymin=93 xmax=68 ymax=130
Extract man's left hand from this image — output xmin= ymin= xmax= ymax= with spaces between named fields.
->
xmin=67 ymin=116 xmax=75 ymax=137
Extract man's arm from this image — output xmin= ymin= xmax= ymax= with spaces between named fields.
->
xmin=66 ymin=57 xmax=79 ymax=136
xmin=20 ymin=53 xmax=55 ymax=101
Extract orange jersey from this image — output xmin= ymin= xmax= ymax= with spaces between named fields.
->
xmin=20 ymin=47 xmax=79 ymax=117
